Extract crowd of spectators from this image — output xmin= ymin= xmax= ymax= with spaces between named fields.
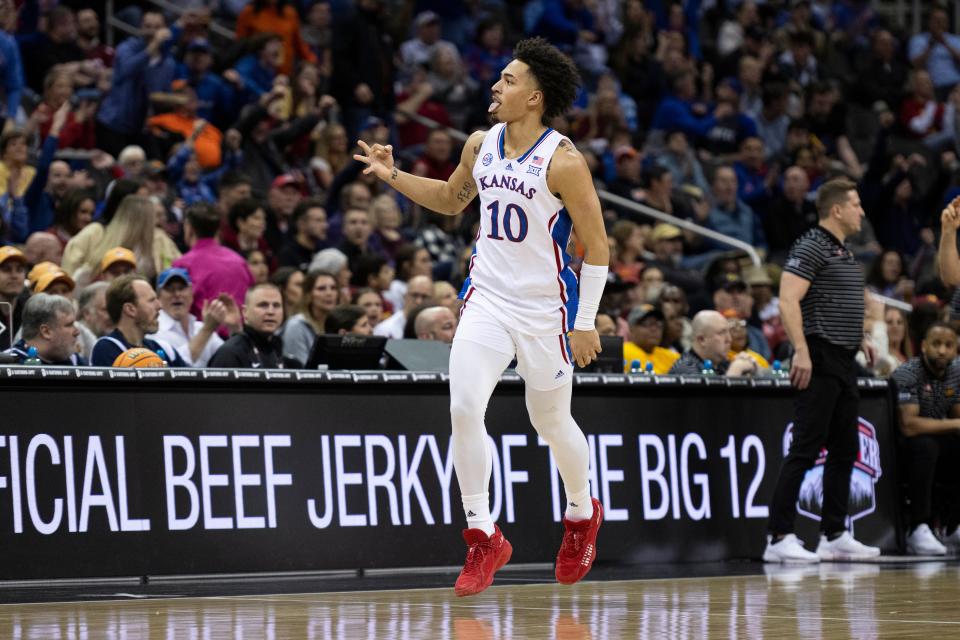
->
xmin=0 ymin=0 xmax=958 ymax=378
xmin=4 ymin=0 xmax=960 ymax=556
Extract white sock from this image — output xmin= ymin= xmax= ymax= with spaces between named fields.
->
xmin=564 ymin=485 xmax=594 ymax=522
xmin=462 ymin=492 xmax=495 ymax=536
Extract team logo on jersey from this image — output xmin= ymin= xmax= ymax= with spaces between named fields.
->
xmin=527 ymin=165 xmax=542 ymax=176
xmin=482 ymin=153 xmax=493 ymax=167
xmin=505 ymin=162 xmax=514 ymax=171
xmin=477 ymin=174 xmax=537 ymax=199
xmin=785 ymin=417 xmax=882 ymax=531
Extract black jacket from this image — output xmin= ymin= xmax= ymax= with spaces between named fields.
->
xmin=208 ymin=326 xmax=288 ymax=369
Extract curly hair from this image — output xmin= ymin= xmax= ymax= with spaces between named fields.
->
xmin=513 ymin=37 xmax=580 ymax=125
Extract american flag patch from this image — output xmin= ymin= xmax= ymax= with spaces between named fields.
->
xmin=532 ymin=155 xmax=544 ymax=165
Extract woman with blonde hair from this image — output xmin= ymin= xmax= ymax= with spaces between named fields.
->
xmin=62 ymin=179 xmax=146 ymax=275
xmin=72 ymin=195 xmax=157 ymax=286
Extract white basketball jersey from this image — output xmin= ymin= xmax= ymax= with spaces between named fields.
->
xmin=459 ymin=123 xmax=579 ymax=337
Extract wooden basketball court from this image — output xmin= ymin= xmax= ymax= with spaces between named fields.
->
xmin=0 ymin=562 xmax=957 ymax=638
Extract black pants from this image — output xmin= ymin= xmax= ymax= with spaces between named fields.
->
xmin=768 ymin=338 xmax=859 ymax=536
xmin=900 ymin=433 xmax=960 ymax=530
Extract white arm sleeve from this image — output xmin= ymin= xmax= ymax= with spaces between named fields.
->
xmin=574 ymin=262 xmax=608 ymax=331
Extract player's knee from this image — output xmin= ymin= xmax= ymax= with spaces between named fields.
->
xmin=450 ymin=395 xmax=483 ymax=428
xmin=528 ymin=409 xmax=566 ymax=441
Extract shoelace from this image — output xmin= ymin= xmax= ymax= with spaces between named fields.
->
xmin=561 ymin=528 xmax=585 ymax=557
xmin=464 ymin=540 xmax=492 ymax=571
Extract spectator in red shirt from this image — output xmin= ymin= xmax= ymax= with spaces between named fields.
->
xmin=900 ymin=69 xmax=953 ymax=148
xmin=396 ymin=69 xmax=452 ymax=148
xmin=411 ymin=129 xmax=456 ymax=181
xmin=32 ymin=71 xmax=97 ymax=150
xmin=76 ymin=9 xmax=114 ymax=67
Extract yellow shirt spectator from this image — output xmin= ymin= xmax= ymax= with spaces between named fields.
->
xmin=624 ymin=341 xmax=680 ymax=373
xmin=623 ymin=303 xmax=680 ymax=373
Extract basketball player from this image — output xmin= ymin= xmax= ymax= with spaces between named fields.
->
xmin=355 ymin=38 xmax=608 ymax=596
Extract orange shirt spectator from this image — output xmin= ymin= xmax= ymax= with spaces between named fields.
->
xmin=236 ymin=2 xmax=317 ymax=77
xmin=148 ymin=113 xmax=223 ymax=169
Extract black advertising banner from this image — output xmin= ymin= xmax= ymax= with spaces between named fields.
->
xmin=0 ymin=369 xmax=899 ymax=579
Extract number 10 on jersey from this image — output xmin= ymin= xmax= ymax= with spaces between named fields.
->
xmin=486 ymin=201 xmax=529 ymax=242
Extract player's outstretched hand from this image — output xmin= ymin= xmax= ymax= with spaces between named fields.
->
xmin=942 ymin=196 xmax=960 ymax=233
xmin=354 ymin=140 xmax=395 ymax=181
xmin=569 ymin=329 xmax=601 ymax=368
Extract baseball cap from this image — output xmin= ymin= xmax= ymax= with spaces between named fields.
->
xmin=361 ymin=115 xmax=387 ymax=132
xmin=270 ymin=174 xmax=301 ymax=190
xmin=27 ymin=260 xmax=59 ymax=285
xmin=34 ymin=270 xmax=75 ymax=294
xmin=743 ymin=265 xmax=773 ymax=286
xmin=157 ymin=267 xmax=192 ymax=289
xmin=712 ymin=272 xmax=747 ymax=292
xmin=614 ymin=146 xmax=639 ymax=163
xmin=186 ymin=38 xmax=212 ymax=53
xmin=0 ymin=245 xmax=27 ymax=266
xmin=414 ymin=10 xmax=440 ymax=28
xmin=99 ymin=247 xmax=137 ymax=273
xmin=627 ymin=303 xmax=665 ymax=325
xmin=651 ymin=223 xmax=683 ymax=242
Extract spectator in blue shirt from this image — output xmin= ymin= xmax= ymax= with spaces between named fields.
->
xmin=0 ymin=17 xmax=24 ymax=128
xmin=167 ymin=128 xmax=244 ymax=207
xmin=90 ymin=274 xmax=186 ymax=367
xmin=1 ymin=104 xmax=70 ymax=241
xmin=707 ymin=165 xmax=767 ymax=251
xmin=650 ymin=70 xmax=720 ymax=146
xmin=533 ymin=0 xmax=601 ymax=50
xmin=702 ymin=78 xmax=758 ymax=157
xmin=232 ymin=34 xmax=283 ymax=100
xmin=908 ymin=6 xmax=960 ymax=99
xmin=733 ymin=136 xmax=774 ymax=214
xmin=95 ymin=11 xmax=176 ymax=157
xmin=175 ymin=38 xmax=239 ymax=130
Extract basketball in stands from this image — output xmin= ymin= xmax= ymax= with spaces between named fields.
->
xmin=112 ymin=348 xmax=164 ymax=368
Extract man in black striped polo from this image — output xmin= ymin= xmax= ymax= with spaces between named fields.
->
xmin=763 ymin=177 xmax=881 ymax=563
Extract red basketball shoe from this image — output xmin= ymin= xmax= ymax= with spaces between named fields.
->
xmin=454 ymin=525 xmax=512 ymax=597
xmin=555 ymin=498 xmax=603 ymax=585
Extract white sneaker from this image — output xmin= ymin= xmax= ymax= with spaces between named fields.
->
xmin=942 ymin=527 xmax=960 ymax=553
xmin=906 ymin=524 xmax=946 ymax=556
xmin=763 ymin=534 xmax=820 ymax=563
xmin=816 ymin=531 xmax=881 ymax=561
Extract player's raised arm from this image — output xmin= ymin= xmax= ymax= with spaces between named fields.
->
xmin=354 ymin=130 xmax=486 ymax=215
xmin=547 ymin=139 xmax=610 ymax=367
